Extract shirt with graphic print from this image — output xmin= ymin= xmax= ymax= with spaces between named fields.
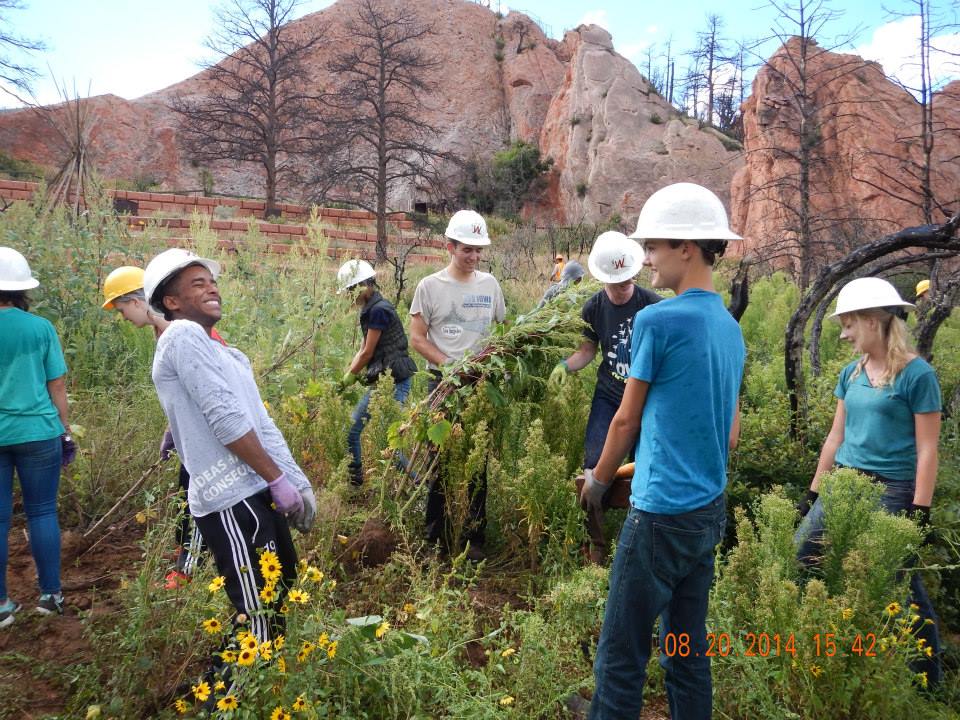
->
xmin=409 ymin=267 xmax=506 ymax=369
xmin=582 ymin=284 xmax=661 ymax=404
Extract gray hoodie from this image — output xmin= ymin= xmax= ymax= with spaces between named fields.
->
xmin=152 ymin=320 xmax=310 ymax=517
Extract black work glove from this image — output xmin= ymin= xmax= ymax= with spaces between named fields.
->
xmin=61 ymin=433 xmax=77 ymax=467
xmin=797 ymin=489 xmax=819 ymax=518
xmin=908 ymin=503 xmax=933 ymax=545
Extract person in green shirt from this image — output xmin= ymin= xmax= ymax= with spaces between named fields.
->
xmin=0 ymin=247 xmax=75 ymax=626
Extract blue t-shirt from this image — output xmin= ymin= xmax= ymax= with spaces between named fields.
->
xmin=834 ymin=357 xmax=941 ymax=481
xmin=627 ymin=289 xmax=745 ymax=514
xmin=0 ymin=307 xmax=67 ymax=445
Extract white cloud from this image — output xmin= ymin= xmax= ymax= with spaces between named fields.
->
xmin=856 ymin=16 xmax=960 ymax=92
xmin=617 ymin=41 xmax=650 ymax=62
xmin=579 ymin=10 xmax=609 ymax=30
xmin=646 ymin=25 xmax=658 ymax=34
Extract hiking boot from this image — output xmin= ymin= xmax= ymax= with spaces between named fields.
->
xmin=36 ymin=593 xmax=64 ymax=615
xmin=0 ymin=599 xmax=21 ymax=628
xmin=588 ymin=544 xmax=607 ymax=565
xmin=464 ymin=543 xmax=487 ymax=563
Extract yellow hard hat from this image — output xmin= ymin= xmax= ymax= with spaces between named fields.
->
xmin=916 ymin=279 xmax=931 ymax=298
xmin=102 ymin=266 xmax=145 ymax=309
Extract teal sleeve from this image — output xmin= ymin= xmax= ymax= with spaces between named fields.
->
xmin=43 ymin=321 xmax=67 ymax=381
xmin=628 ymin=314 xmax=660 ymax=383
xmin=834 ymin=364 xmax=852 ymax=399
xmin=907 ymin=366 xmax=942 ymax=414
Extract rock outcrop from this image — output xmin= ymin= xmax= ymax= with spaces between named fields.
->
xmin=534 ymin=25 xmax=742 ymax=225
xmin=732 ymin=38 xmax=960 ymax=263
xmin=0 ymin=0 xmax=739 ymax=225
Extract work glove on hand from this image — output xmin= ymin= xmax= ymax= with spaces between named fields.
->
xmin=290 ymin=486 xmax=317 ymax=533
xmin=797 ymin=489 xmax=819 ymax=518
xmin=548 ymin=361 xmax=570 ymax=392
xmin=908 ymin=503 xmax=933 ymax=545
xmin=267 ymin=472 xmax=304 ymax=516
xmin=61 ymin=433 xmax=77 ymax=467
xmin=159 ymin=429 xmax=176 ymax=462
xmin=579 ymin=468 xmax=609 ymax=513
xmin=338 ymin=371 xmax=358 ymax=391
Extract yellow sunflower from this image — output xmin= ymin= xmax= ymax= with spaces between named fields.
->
xmin=174 ymin=699 xmax=189 ymax=714
xmin=192 ymin=682 xmax=211 ymax=702
xmin=241 ymin=635 xmax=258 ymax=652
xmin=288 ymin=589 xmax=310 ymax=604
xmin=207 ymin=576 xmax=226 ymax=592
xmin=274 ymin=634 xmax=286 ymax=651
xmin=375 ymin=621 xmax=390 ymax=639
xmin=292 ymin=695 xmax=307 ymax=712
xmin=886 ymin=602 xmax=902 ymax=617
xmin=270 ymin=707 xmax=291 ymax=720
xmin=221 ymin=650 xmax=237 ymax=663
xmin=237 ymin=648 xmax=256 ymax=667
xmin=260 ymin=584 xmax=278 ymax=603
xmin=305 ymin=566 xmax=324 ymax=583
xmin=216 ymin=695 xmax=239 ymax=711
xmin=327 ymin=640 xmax=338 ymax=659
xmin=202 ymin=618 xmax=223 ymax=634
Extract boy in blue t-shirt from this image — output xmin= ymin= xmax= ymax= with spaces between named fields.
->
xmin=579 ymin=184 xmax=745 ymax=720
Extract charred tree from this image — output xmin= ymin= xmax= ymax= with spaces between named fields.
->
xmin=170 ymin=0 xmax=324 ymax=217
xmin=315 ymin=0 xmax=444 ymax=262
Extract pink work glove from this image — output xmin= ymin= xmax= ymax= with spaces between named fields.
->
xmin=267 ymin=472 xmax=304 ymax=515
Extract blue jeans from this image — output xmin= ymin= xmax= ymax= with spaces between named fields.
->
xmin=584 ymin=392 xmax=626 ymax=550
xmin=584 ymin=392 xmax=620 ymax=469
xmin=347 ymin=377 xmax=412 ymax=483
xmin=0 ymin=437 xmax=63 ymax=599
xmin=590 ymin=494 xmax=726 ymax=720
xmin=795 ymin=480 xmax=942 ymax=685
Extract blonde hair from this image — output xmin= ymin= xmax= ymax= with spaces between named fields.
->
xmin=845 ymin=308 xmax=914 ymax=386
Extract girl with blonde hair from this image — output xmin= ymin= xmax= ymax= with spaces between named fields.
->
xmin=796 ymin=276 xmax=943 ymax=686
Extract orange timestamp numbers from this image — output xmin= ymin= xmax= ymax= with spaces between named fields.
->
xmin=661 ymin=632 xmax=879 ymax=658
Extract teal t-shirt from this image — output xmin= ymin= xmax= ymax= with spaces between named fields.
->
xmin=834 ymin=357 xmax=941 ymax=481
xmin=0 ymin=307 xmax=67 ymax=445
xmin=627 ymin=289 xmax=746 ymax=514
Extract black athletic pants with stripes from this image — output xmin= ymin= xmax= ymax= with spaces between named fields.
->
xmin=175 ymin=464 xmax=206 ymax=574
xmin=194 ymin=490 xmax=298 ymax=642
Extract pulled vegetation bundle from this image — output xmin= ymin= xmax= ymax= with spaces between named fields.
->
xmin=377 ymin=282 xmax=595 ymax=556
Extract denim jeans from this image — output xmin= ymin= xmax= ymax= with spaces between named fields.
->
xmin=590 ymin=494 xmax=726 ymax=720
xmin=0 ymin=437 xmax=63 ymax=598
xmin=795 ymin=480 xmax=942 ymax=685
xmin=584 ymin=392 xmax=627 ymax=550
xmin=347 ymin=377 xmax=412 ymax=483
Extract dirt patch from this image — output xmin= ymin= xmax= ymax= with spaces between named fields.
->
xmin=0 ymin=518 xmax=144 ymax=719
xmin=340 ymin=516 xmax=398 ymax=569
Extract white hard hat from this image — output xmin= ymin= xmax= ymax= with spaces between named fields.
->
xmin=0 ymin=247 xmax=39 ymax=291
xmin=444 ymin=210 xmax=490 ymax=246
xmin=630 ymin=183 xmax=742 ymax=242
xmin=831 ymin=277 xmax=915 ymax=318
xmin=144 ymin=248 xmax=221 ymax=312
xmin=337 ymin=259 xmax=376 ymax=294
xmin=587 ymin=231 xmax=645 ymax=284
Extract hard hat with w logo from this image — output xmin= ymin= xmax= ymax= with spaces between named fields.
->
xmin=444 ymin=209 xmax=490 ymax=246
xmin=588 ymin=231 xmax=644 ymax=284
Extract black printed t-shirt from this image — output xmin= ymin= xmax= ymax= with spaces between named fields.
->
xmin=582 ymin=284 xmax=661 ymax=403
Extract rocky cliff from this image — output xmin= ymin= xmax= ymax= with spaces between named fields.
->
xmin=0 ymin=0 xmax=740 ymax=226
xmin=731 ymin=38 xmax=960 ymax=262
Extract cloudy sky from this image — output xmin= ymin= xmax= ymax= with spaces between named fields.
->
xmin=2 ymin=0 xmax=958 ymax=107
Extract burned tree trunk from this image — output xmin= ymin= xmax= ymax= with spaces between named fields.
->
xmin=785 ymin=216 xmax=960 ymax=438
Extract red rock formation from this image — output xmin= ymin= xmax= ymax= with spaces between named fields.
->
xmin=533 ymin=25 xmax=742 ymax=226
xmin=732 ymin=38 xmax=960 ymax=267
xmin=0 ymin=0 xmax=740 ymax=224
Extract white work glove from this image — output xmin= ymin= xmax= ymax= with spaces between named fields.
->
xmin=290 ymin=486 xmax=317 ymax=534
xmin=579 ymin=468 xmax=610 ymax=513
